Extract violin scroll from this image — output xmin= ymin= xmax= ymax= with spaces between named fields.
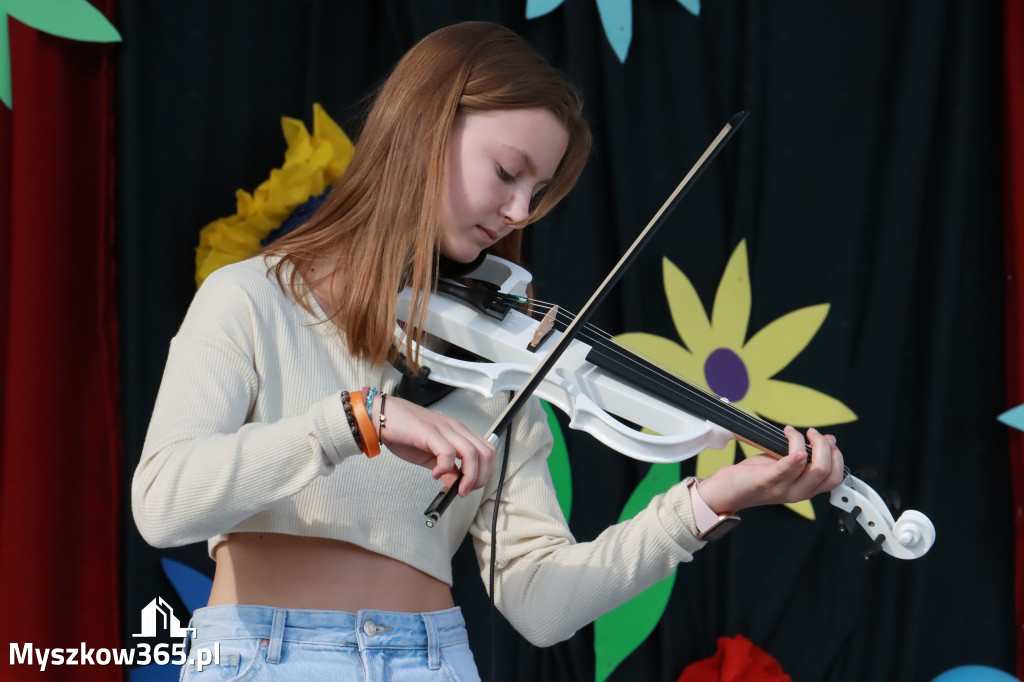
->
xmin=829 ymin=474 xmax=935 ymax=559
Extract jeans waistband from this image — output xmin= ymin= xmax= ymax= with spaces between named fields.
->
xmin=188 ymin=604 xmax=468 ymax=666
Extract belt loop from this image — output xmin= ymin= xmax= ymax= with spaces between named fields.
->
xmin=182 ymin=618 xmax=195 ymax=658
xmin=421 ymin=612 xmax=441 ymax=670
xmin=267 ymin=609 xmax=286 ymax=664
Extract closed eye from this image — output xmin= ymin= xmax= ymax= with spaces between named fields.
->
xmin=497 ymin=166 xmax=515 ymax=183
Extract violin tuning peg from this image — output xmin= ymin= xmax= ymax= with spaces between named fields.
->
xmin=837 ymin=508 xmax=860 ymax=535
xmin=881 ymin=489 xmax=901 ymax=514
xmin=861 ymin=534 xmax=886 ymax=560
xmin=852 ymin=466 xmax=877 ymax=481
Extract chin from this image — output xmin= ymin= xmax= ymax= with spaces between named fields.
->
xmin=442 ymin=245 xmax=484 ymax=264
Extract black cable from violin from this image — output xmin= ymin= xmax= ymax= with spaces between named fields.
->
xmin=488 ymin=392 xmax=513 ymax=682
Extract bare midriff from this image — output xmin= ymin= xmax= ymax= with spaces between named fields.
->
xmin=208 ymin=533 xmax=455 ymax=613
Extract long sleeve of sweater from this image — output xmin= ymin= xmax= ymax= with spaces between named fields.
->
xmin=131 ymin=264 xmax=361 ymax=548
xmin=470 ymin=401 xmax=706 ymax=647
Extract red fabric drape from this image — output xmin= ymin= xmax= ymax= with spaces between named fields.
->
xmin=677 ymin=635 xmax=791 ymax=682
xmin=1004 ymin=0 xmax=1024 ymax=678
xmin=0 ymin=4 xmax=121 ymax=680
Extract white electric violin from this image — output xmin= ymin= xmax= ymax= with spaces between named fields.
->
xmin=396 ymin=254 xmax=935 ymax=560
xmin=399 ymin=112 xmax=935 ymax=560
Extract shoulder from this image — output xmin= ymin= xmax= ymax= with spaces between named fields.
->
xmin=198 ymin=257 xmax=282 ymax=300
xmin=180 ymin=257 xmax=291 ymax=337
xmin=194 ymin=256 xmax=300 ymax=310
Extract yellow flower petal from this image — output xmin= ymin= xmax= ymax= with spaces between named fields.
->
xmin=662 ymin=257 xmax=713 ymax=355
xmin=743 ymin=304 xmax=830 ymax=379
xmin=193 ymin=104 xmax=360 ymax=287
xmin=784 ymin=499 xmax=816 ymax=520
xmin=744 ymin=379 xmax=857 ymax=427
xmin=710 ymin=240 xmax=751 ymax=348
xmin=611 ymin=332 xmax=703 ymax=387
xmin=308 ymin=140 xmax=335 ymax=168
xmin=695 ymin=441 xmax=736 ymax=479
xmin=234 ymin=189 xmax=256 ymax=216
xmin=313 ymin=102 xmax=354 ymax=180
xmin=313 ymin=102 xmax=346 ymax=142
xmin=208 ymin=225 xmax=263 ymax=253
xmin=281 ymin=117 xmax=312 ymax=157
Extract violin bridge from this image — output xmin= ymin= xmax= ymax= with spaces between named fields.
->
xmin=528 ymin=305 xmax=559 ymax=352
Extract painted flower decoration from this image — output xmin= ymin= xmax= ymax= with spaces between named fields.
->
xmin=612 ymin=240 xmax=857 ymax=519
xmin=998 ymin=404 xmax=1024 ymax=432
xmin=195 ymin=103 xmax=354 ymax=287
xmin=526 ymin=0 xmax=699 ymax=63
xmin=1 ymin=0 xmax=121 ymax=108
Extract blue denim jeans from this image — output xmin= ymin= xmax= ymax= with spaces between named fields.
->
xmin=179 ymin=604 xmax=481 ymax=681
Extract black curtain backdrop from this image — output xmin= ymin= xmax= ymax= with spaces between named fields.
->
xmin=116 ymin=2 xmax=1014 ymax=681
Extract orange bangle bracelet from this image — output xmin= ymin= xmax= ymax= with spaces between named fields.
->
xmin=349 ymin=390 xmax=381 ymax=457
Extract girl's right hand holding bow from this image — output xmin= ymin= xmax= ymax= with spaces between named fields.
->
xmin=371 ymin=396 xmax=497 ymax=498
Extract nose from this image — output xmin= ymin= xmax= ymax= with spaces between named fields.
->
xmin=502 ymin=188 xmax=532 ymax=226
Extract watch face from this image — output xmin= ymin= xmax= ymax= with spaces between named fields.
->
xmin=701 ymin=515 xmax=741 ymax=542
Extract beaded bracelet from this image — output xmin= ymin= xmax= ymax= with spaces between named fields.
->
xmin=349 ymin=390 xmax=381 ymax=457
xmin=340 ymin=391 xmax=365 ymax=452
xmin=365 ymin=386 xmax=379 ymax=415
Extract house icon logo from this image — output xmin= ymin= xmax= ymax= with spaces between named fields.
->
xmin=133 ymin=597 xmax=195 ymax=638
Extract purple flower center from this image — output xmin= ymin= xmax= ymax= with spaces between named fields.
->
xmin=704 ymin=348 xmax=749 ymax=402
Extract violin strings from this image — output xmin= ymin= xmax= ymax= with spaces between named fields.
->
xmin=563 ymin=311 xmax=797 ymax=454
xmin=547 ymin=300 xmax=794 ymax=453
xmin=498 ymin=293 xmax=803 ymax=456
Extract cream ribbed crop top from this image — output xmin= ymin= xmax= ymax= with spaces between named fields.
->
xmin=131 ymin=256 xmax=706 ymax=646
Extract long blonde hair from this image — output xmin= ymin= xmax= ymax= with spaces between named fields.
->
xmin=264 ymin=22 xmax=591 ymax=368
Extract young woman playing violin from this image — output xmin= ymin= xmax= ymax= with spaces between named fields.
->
xmin=132 ymin=21 xmax=844 ymax=681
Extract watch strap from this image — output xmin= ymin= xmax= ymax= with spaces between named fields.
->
xmin=687 ymin=477 xmax=740 ymax=541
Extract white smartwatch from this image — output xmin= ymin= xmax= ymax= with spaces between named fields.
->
xmin=687 ymin=477 xmax=741 ymax=541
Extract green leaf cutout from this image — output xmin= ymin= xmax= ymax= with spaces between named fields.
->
xmin=1 ymin=0 xmax=122 ymax=108
xmin=594 ymin=462 xmax=681 ymax=681
xmin=541 ymin=401 xmax=572 ymax=522
xmin=6 ymin=0 xmax=121 ymax=41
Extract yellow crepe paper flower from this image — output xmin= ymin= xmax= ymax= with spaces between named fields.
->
xmin=613 ymin=241 xmax=857 ymax=519
xmin=195 ymin=103 xmax=354 ymax=287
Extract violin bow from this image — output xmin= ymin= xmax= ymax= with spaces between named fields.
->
xmin=424 ymin=111 xmax=749 ymax=526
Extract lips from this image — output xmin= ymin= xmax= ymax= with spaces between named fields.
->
xmin=476 ymin=225 xmax=500 ymax=242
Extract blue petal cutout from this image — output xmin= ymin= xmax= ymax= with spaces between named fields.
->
xmin=160 ymin=558 xmax=213 ymax=616
xmin=998 ymin=404 xmax=1024 ymax=432
xmin=595 ymin=0 xmax=632 ymax=62
xmin=674 ymin=0 xmax=700 ymax=15
xmin=526 ymin=0 xmax=565 ymax=19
